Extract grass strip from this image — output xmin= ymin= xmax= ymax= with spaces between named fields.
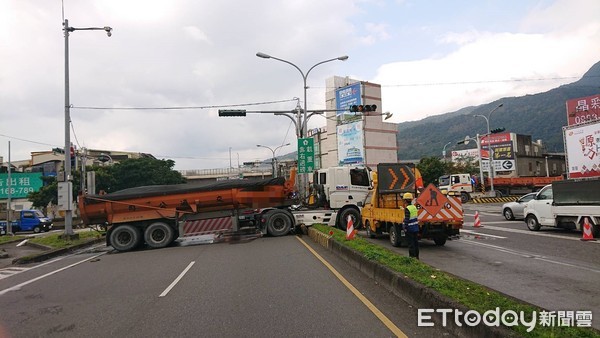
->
xmin=313 ymin=224 xmax=599 ymax=338
xmin=28 ymin=231 xmax=104 ymax=249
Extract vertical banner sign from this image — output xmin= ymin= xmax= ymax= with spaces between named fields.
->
xmin=297 ymin=138 xmax=315 ymax=174
xmin=563 ymin=121 xmax=600 ymax=179
xmin=337 ymin=121 xmax=365 ymax=166
xmin=565 ymin=94 xmax=600 ymax=126
xmin=0 ymin=172 xmax=44 ymax=199
xmin=335 ymin=82 xmax=362 ymax=124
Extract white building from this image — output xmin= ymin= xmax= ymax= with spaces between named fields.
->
xmin=313 ymin=76 xmax=398 ymax=169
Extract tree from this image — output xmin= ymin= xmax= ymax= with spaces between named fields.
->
xmin=27 ymin=176 xmax=58 ymax=211
xmin=105 ymin=158 xmax=186 ymax=192
xmin=416 ymin=157 xmax=449 ymax=186
xmin=28 ymin=158 xmax=186 ymax=208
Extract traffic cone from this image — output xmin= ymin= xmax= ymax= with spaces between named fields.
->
xmin=346 ymin=215 xmax=357 ymax=240
xmin=581 ymin=217 xmax=597 ymax=241
xmin=474 ymin=211 xmax=483 ymax=228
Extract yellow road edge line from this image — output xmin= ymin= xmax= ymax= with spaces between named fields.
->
xmin=295 ymin=236 xmax=407 ymax=338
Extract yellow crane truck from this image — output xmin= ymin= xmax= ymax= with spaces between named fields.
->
xmin=362 ymin=163 xmax=463 ymax=247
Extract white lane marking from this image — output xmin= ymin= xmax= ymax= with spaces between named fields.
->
xmin=159 ymin=261 xmax=195 ymax=297
xmin=460 ymin=239 xmax=600 ymax=274
xmin=0 ymin=267 xmax=30 ymax=280
xmin=463 ymin=224 xmax=600 ymax=244
xmin=0 ymin=252 xmax=106 ymax=296
xmin=461 ymin=229 xmax=506 ymax=239
xmin=0 ymin=243 xmax=108 ymax=281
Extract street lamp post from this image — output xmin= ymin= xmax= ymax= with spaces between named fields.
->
xmin=474 ymin=103 xmax=503 ymax=196
xmin=257 ymin=143 xmax=290 ymax=178
xmin=256 ymin=52 xmax=348 ymax=198
xmin=442 ymin=141 xmax=452 ymax=161
xmin=458 ymin=134 xmax=485 ymax=193
xmin=63 ymin=19 xmax=112 ymax=238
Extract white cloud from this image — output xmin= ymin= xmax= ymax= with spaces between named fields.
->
xmin=1 ymin=0 xmax=599 ymax=170
xmin=374 ymin=0 xmax=600 ymax=122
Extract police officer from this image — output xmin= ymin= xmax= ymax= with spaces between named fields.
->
xmin=403 ymin=192 xmax=419 ymax=259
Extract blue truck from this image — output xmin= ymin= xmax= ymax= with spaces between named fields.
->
xmin=0 ymin=210 xmax=53 ymax=234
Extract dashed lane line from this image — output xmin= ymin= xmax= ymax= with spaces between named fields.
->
xmin=462 ymin=224 xmax=600 ymax=244
xmin=460 ymin=239 xmax=600 ymax=274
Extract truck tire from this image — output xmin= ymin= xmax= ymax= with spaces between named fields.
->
xmin=389 ymin=224 xmax=401 ymax=247
xmin=33 ymin=226 xmax=41 ymax=233
xmin=338 ymin=208 xmax=361 ymax=230
xmin=526 ymin=215 xmax=541 ymax=231
xmin=144 ymin=222 xmax=175 ymax=249
xmin=265 ymin=210 xmax=292 ymax=237
xmin=110 ymin=224 xmax=142 ymax=252
xmin=433 ymin=235 xmax=447 ymax=246
xmin=460 ymin=192 xmax=470 ymax=203
xmin=365 ymin=221 xmax=376 ymax=238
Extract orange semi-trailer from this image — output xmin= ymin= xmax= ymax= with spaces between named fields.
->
xmin=80 ymin=174 xmax=297 ymax=252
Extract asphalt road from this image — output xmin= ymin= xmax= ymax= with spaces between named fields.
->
xmin=362 ymin=202 xmax=600 ymax=330
xmin=0 ymin=235 xmax=455 ymax=337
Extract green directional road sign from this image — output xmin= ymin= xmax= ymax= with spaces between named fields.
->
xmin=297 ymin=138 xmax=315 ymax=174
xmin=0 ymin=172 xmax=44 ymax=199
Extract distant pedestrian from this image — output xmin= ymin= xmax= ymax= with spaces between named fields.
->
xmin=402 ymin=192 xmax=419 ymax=259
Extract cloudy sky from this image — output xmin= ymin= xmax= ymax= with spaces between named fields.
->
xmin=1 ymin=0 xmax=599 ymax=170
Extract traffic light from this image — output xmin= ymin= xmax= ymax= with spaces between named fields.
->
xmin=70 ymin=146 xmax=76 ymax=168
xmin=349 ymin=104 xmax=377 ymax=113
xmin=491 ymin=128 xmax=505 ymax=134
xmin=218 ymin=110 xmax=247 ymax=117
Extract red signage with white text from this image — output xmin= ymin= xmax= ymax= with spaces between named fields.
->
xmin=566 ymin=94 xmax=600 ymax=126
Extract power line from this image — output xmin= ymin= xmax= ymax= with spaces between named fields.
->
xmin=71 ymin=98 xmax=298 ymax=111
xmin=0 ymin=133 xmax=60 ymax=147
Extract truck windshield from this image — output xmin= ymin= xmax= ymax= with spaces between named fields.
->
xmin=33 ymin=210 xmax=45 ymax=218
xmin=350 ymin=169 xmax=370 ymax=187
xmin=439 ymin=176 xmax=450 ymax=186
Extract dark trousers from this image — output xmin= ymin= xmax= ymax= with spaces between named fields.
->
xmin=406 ymin=231 xmax=419 ymax=259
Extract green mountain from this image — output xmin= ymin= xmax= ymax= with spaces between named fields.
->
xmin=396 ymin=60 xmax=600 ymax=159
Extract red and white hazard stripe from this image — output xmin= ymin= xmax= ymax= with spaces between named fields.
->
xmin=183 ymin=217 xmax=233 ymax=236
xmin=418 ymin=196 xmax=463 ymax=221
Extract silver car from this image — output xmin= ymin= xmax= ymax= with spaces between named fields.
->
xmin=502 ymin=193 xmax=537 ymax=220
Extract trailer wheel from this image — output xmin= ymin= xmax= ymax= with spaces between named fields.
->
xmin=526 ymin=215 xmax=541 ymax=231
xmin=433 ymin=235 xmax=447 ymax=246
xmin=265 ymin=210 xmax=292 ymax=237
xmin=338 ymin=208 xmax=361 ymax=230
xmin=389 ymin=224 xmax=401 ymax=247
xmin=460 ymin=192 xmax=470 ymax=203
xmin=110 ymin=224 xmax=142 ymax=252
xmin=365 ymin=221 xmax=376 ymax=239
xmin=144 ymin=222 xmax=175 ymax=249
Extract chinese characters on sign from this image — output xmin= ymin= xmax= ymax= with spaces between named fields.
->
xmin=563 ymin=121 xmax=600 ymax=179
xmin=297 ymin=138 xmax=315 ymax=174
xmin=566 ymin=94 xmax=600 ymax=126
xmin=0 ymin=173 xmax=44 ymax=199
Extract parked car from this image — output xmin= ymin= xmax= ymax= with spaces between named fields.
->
xmin=502 ymin=193 xmax=537 ymax=220
xmin=0 ymin=210 xmax=53 ymax=233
